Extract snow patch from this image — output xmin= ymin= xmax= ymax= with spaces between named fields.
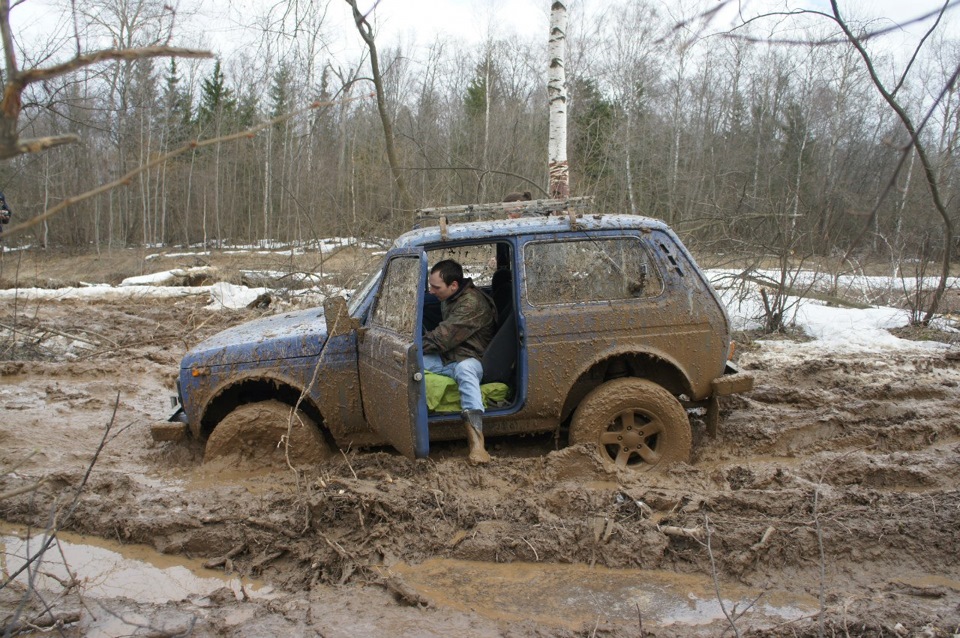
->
xmin=205 ymin=282 xmax=269 ymax=310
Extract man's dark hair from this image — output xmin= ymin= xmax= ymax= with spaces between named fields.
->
xmin=430 ymin=259 xmax=463 ymax=285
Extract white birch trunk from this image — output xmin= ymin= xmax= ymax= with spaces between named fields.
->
xmin=548 ymin=1 xmax=569 ymax=198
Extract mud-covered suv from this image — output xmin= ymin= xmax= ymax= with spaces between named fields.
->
xmin=155 ymin=199 xmax=753 ymax=471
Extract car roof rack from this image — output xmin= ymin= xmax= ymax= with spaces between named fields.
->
xmin=415 ymin=196 xmax=594 ymax=240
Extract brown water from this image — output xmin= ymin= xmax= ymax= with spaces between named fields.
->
xmin=391 ymin=558 xmax=817 ymax=631
xmin=3 ymin=522 xmax=817 ymax=633
xmin=0 ymin=523 xmax=272 ymax=604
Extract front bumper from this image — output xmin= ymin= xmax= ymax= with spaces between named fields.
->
xmin=149 ymin=406 xmax=189 ymax=442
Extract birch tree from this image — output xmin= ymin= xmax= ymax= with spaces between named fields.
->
xmin=547 ymin=0 xmax=569 ymax=198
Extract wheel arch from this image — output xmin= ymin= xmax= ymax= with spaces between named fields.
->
xmin=559 ymin=349 xmax=694 ymax=423
xmin=196 ymin=374 xmax=324 ymax=440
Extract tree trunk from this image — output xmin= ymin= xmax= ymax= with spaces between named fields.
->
xmin=548 ymin=1 xmax=569 ymax=199
xmin=345 ymin=0 xmax=415 ymax=216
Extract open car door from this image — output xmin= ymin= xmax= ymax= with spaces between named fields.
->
xmin=357 ymin=252 xmax=429 ymax=459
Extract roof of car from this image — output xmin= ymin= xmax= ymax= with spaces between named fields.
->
xmin=394 ymin=214 xmax=670 ymax=248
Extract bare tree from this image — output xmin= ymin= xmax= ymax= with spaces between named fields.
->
xmin=344 ymin=0 xmax=415 ymax=216
xmin=826 ymin=0 xmax=956 ymax=325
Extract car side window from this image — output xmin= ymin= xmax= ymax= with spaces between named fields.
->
xmin=370 ymin=256 xmax=421 ymax=335
xmin=524 ymin=237 xmax=663 ymax=305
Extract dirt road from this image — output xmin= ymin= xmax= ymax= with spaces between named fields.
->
xmin=1 ymin=255 xmax=959 ymax=637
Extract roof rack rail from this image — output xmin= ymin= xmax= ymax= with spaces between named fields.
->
xmin=415 ymin=196 xmax=594 ymax=233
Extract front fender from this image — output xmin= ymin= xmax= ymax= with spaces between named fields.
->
xmin=181 ymin=361 xmax=323 ymax=439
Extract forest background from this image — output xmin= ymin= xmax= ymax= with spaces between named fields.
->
xmin=2 ymin=0 xmax=960 ymax=326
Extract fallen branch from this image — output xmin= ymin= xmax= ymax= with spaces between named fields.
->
xmin=1 ymin=610 xmax=81 ymax=634
xmin=657 ymin=525 xmax=704 ymax=541
xmin=750 ymin=526 xmax=776 ymax=553
xmin=383 ymin=573 xmax=431 ymax=607
xmin=250 ymin=549 xmax=285 ymax=570
xmin=742 ymin=275 xmax=874 ymax=309
xmin=2 ymin=449 xmax=39 ymax=475
xmin=203 ymin=543 xmax=247 ymax=569
xmin=0 ymin=476 xmax=47 ymax=501
xmin=0 ymin=319 xmax=111 ymax=348
xmin=247 ymin=517 xmax=299 ymax=539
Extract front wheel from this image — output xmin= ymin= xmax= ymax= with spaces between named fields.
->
xmin=203 ymin=400 xmax=332 ymax=469
xmin=569 ymin=378 xmax=691 ymax=472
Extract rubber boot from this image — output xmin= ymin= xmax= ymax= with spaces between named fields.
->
xmin=461 ymin=409 xmax=491 ymax=465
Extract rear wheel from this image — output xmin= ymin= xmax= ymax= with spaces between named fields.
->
xmin=203 ymin=400 xmax=332 ymax=468
xmin=569 ymin=378 xmax=691 ymax=472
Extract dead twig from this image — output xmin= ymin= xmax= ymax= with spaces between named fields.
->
xmin=520 ymin=537 xmax=539 ymax=561
xmin=339 ymin=448 xmax=358 ymax=479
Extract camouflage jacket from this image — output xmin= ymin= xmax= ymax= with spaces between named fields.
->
xmin=423 ymin=279 xmax=497 ymax=364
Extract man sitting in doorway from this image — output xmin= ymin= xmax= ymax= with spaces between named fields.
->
xmin=423 ymin=259 xmax=497 ymax=464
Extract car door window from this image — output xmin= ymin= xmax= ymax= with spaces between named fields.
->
xmin=524 ymin=237 xmax=663 ymax=305
xmin=370 ymin=256 xmax=421 ymax=334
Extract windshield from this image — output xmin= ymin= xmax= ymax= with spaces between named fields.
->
xmin=347 ymin=267 xmax=381 ymax=316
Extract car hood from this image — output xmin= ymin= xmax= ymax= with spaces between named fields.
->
xmin=181 ymin=306 xmax=328 ymax=369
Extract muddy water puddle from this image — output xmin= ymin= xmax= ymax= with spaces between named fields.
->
xmin=392 ymin=558 xmax=818 ymax=631
xmin=0 ymin=523 xmax=273 ymax=603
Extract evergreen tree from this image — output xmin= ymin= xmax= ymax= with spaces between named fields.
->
xmin=163 ymin=58 xmax=192 ymax=141
xmin=270 ymin=64 xmax=292 ymax=119
xmin=570 ymin=77 xmax=615 ymax=184
xmin=464 ymin=74 xmax=487 ymax=120
xmin=197 ymin=60 xmax=237 ymax=130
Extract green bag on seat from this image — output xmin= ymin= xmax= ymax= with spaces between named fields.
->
xmin=424 ymin=371 xmax=510 ymax=413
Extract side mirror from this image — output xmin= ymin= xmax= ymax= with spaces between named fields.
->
xmin=323 ymin=296 xmax=359 ymax=337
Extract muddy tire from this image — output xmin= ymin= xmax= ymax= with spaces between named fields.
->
xmin=203 ymin=400 xmax=332 ymax=468
xmin=569 ymin=378 xmax=691 ymax=472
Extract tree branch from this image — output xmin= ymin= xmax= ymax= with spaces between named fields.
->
xmin=0 ymin=45 xmax=212 ymax=160
xmin=17 ymin=46 xmax=211 ymax=86
xmin=828 ymin=0 xmax=955 ymax=325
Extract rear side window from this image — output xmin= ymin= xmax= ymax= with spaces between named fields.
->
xmin=524 ymin=237 xmax=663 ymax=305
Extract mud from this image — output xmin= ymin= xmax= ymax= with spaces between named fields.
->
xmin=1 ymin=274 xmax=960 ymax=636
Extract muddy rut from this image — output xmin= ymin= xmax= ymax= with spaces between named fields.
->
xmin=1 ymin=297 xmax=959 ymax=637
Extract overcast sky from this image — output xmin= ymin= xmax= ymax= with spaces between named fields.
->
xmin=5 ymin=0 xmax=960 ymax=84
xmin=315 ymin=0 xmax=959 ymax=54
xmin=9 ymin=0 xmax=959 ymax=73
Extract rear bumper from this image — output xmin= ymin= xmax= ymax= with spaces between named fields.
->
xmin=711 ymin=361 xmax=754 ymax=396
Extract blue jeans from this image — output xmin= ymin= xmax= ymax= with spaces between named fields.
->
xmin=423 ymin=354 xmax=484 ymax=412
